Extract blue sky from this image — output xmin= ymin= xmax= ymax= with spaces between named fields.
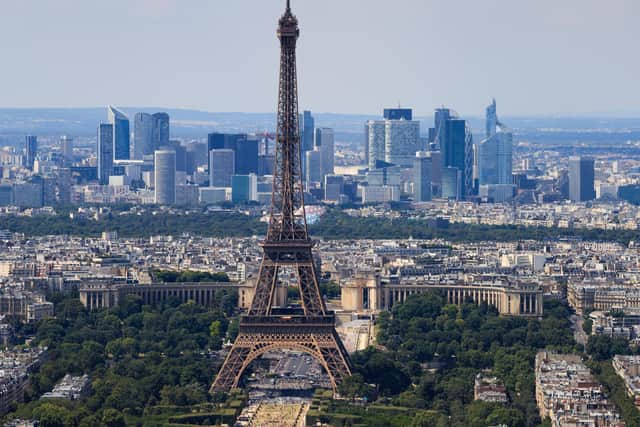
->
xmin=0 ymin=0 xmax=638 ymax=116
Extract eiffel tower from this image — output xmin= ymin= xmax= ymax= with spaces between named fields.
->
xmin=211 ymin=0 xmax=351 ymax=393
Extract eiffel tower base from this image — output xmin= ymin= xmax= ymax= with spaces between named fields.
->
xmin=210 ymin=314 xmax=351 ymax=393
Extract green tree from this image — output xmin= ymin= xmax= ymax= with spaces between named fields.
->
xmin=101 ymin=409 xmax=126 ymax=427
xmin=33 ymin=403 xmax=72 ymax=427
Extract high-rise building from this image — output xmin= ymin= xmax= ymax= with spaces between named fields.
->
xmin=209 ymin=149 xmax=235 ymax=187
xmin=97 ymin=124 xmax=114 ymax=185
xmin=134 ymin=112 xmax=170 ymax=160
xmin=152 ymin=113 xmax=170 ymax=149
xmin=366 ymin=109 xmax=419 ymax=169
xmin=436 ymin=108 xmax=473 ymax=197
xmin=133 ymin=113 xmax=154 ymax=160
xmin=414 ymin=152 xmax=432 ymax=202
xmin=236 ymin=138 xmax=259 ymax=175
xmin=231 ymin=174 xmax=258 ymax=203
xmin=441 ymin=167 xmax=461 ymax=200
xmin=569 ymin=156 xmax=595 ymax=202
xmin=385 ymin=119 xmax=420 ymax=167
xmin=366 ymin=120 xmax=386 ymax=170
xmin=314 ymin=127 xmax=335 ymax=179
xmin=363 ymin=123 xmax=370 ymax=168
xmin=485 ymin=98 xmax=497 ymax=139
xmin=384 ymin=108 xmax=413 ymax=121
xmin=108 ymin=106 xmax=130 ymax=161
xmin=154 ymin=150 xmax=176 ymax=205
xmin=25 ymin=135 xmax=38 ymax=171
xmin=300 ymin=110 xmax=315 ymax=153
xmin=61 ymin=136 xmax=73 ymax=166
xmin=324 ymin=175 xmax=344 ymax=202
xmin=478 ymin=100 xmax=512 ymax=186
xmin=258 ymin=154 xmax=275 ymax=176
xmin=305 ymin=149 xmax=322 ymax=184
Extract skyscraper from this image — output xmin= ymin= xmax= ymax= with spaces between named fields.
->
xmin=300 ymin=110 xmax=315 ymax=153
xmin=133 ymin=112 xmax=170 ymax=160
xmin=324 ymin=175 xmax=344 ymax=202
xmin=314 ymin=127 xmax=335 ymax=179
xmin=154 ymin=150 xmax=176 ymax=205
xmin=478 ymin=100 xmax=512 ymax=186
xmin=384 ymin=108 xmax=413 ymax=121
xmin=436 ymin=108 xmax=473 ymax=198
xmin=569 ymin=156 xmax=595 ymax=202
xmin=485 ymin=98 xmax=497 ymax=139
xmin=235 ymin=138 xmax=259 ymax=175
xmin=209 ymin=149 xmax=235 ymax=187
xmin=366 ymin=120 xmax=386 ymax=170
xmin=414 ymin=152 xmax=432 ymax=202
xmin=441 ymin=167 xmax=461 ymax=200
xmin=385 ymin=119 xmax=420 ymax=167
xmin=133 ymin=113 xmax=154 ymax=160
xmin=231 ymin=174 xmax=258 ymax=203
xmin=152 ymin=113 xmax=170 ymax=149
xmin=25 ymin=135 xmax=38 ymax=171
xmin=108 ymin=106 xmax=130 ymax=161
xmin=305 ymin=149 xmax=322 ymax=184
xmin=60 ymin=136 xmax=73 ymax=166
xmin=97 ymin=124 xmax=114 ymax=185
xmin=366 ymin=108 xmax=419 ymax=169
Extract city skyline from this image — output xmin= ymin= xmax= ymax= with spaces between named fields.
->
xmin=0 ymin=0 xmax=638 ymax=116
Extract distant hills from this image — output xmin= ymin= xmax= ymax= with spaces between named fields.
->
xmin=0 ymin=107 xmax=639 ymax=142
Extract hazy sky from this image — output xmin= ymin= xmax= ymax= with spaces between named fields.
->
xmin=0 ymin=0 xmax=638 ymax=116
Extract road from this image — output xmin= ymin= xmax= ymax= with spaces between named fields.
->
xmin=570 ymin=314 xmax=588 ymax=347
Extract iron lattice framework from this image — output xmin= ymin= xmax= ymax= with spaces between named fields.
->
xmin=211 ymin=1 xmax=351 ymax=393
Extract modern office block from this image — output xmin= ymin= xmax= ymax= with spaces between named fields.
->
xmin=133 ymin=113 xmax=154 ymax=160
xmin=314 ymin=127 xmax=334 ymax=178
xmin=258 ymin=154 xmax=275 ymax=176
xmin=478 ymin=99 xmax=512 ymax=187
xmin=324 ymin=175 xmax=344 ymax=201
xmin=61 ymin=136 xmax=73 ymax=165
xmin=361 ymin=185 xmax=400 ymax=204
xmin=367 ymin=108 xmax=419 ymax=169
xmin=479 ymin=184 xmax=516 ymax=203
xmin=154 ymin=150 xmax=176 ymax=205
xmin=442 ymin=167 xmax=461 ymax=200
xmin=435 ymin=108 xmax=472 ymax=197
xmin=134 ymin=112 xmax=170 ymax=160
xmin=200 ymin=187 xmax=229 ymax=204
xmin=414 ymin=152 xmax=432 ymax=202
xmin=231 ymin=174 xmax=258 ymax=203
xmin=383 ymin=108 xmax=413 ymax=121
xmin=305 ymin=149 xmax=322 ymax=184
xmin=486 ymin=98 xmax=497 ymax=139
xmin=152 ymin=113 xmax=170 ymax=149
xmin=366 ymin=120 xmax=386 ymax=170
xmin=108 ymin=106 xmax=130 ymax=161
xmin=385 ymin=119 xmax=420 ymax=167
xmin=97 ymin=124 xmax=114 ymax=185
xmin=13 ymin=181 xmax=43 ymax=208
xmin=209 ymin=149 xmax=235 ymax=187
xmin=0 ymin=184 xmax=13 ymax=206
xmin=300 ymin=110 xmax=315 ymax=153
xmin=569 ymin=156 xmax=595 ymax=202
xmin=25 ymin=135 xmax=38 ymax=171
xmin=236 ymin=138 xmax=259 ymax=175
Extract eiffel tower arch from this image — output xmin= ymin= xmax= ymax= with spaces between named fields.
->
xmin=211 ymin=0 xmax=352 ymax=393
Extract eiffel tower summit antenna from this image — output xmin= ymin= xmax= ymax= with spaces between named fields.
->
xmin=211 ymin=0 xmax=352 ymax=393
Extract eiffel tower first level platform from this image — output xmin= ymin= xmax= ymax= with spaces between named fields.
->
xmin=210 ymin=311 xmax=352 ymax=392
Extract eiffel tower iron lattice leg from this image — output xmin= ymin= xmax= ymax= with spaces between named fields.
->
xmin=211 ymin=0 xmax=352 ymax=393
xmin=211 ymin=319 xmax=351 ymax=392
